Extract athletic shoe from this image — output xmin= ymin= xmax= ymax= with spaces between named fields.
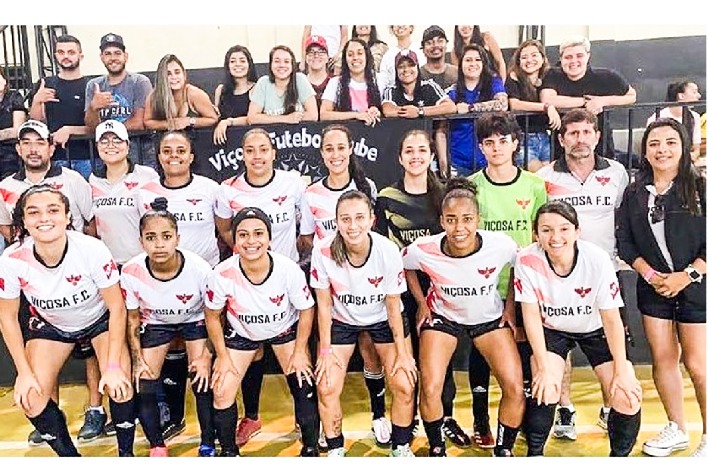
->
xmin=149 ymin=446 xmax=169 ymax=457
xmin=77 ymin=408 xmax=107 ymax=441
xmin=390 ymin=444 xmax=415 ymax=457
xmin=428 ymin=446 xmax=446 ymax=457
xmin=299 ymin=446 xmax=319 ymax=457
xmin=442 ymin=417 xmax=471 ymax=448
xmin=162 ymin=419 xmax=186 ymax=442
xmin=327 ymin=447 xmax=345 ymax=457
xmin=219 ymin=450 xmax=240 ymax=457
xmin=553 ymin=407 xmax=577 ymax=441
xmin=372 ymin=417 xmax=392 ymax=446
xmin=642 ymin=422 xmax=689 ymax=457
xmin=493 ymin=449 xmax=514 ymax=457
xmin=27 ymin=429 xmax=46 ymax=447
xmin=198 ymin=444 xmax=216 ymax=457
xmin=691 ymin=436 xmax=707 ymax=457
xmin=597 ymin=407 xmax=610 ymax=431
xmin=235 ymin=417 xmax=262 ymax=446
xmin=472 ymin=423 xmax=496 ymax=449
xmin=104 ymin=420 xmax=116 ymax=437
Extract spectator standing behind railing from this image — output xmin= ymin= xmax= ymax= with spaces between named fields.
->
xmin=450 ymin=25 xmax=506 ymax=82
xmin=539 ymin=36 xmax=636 ymax=161
xmin=144 ymin=54 xmax=218 ymax=132
xmin=303 ymin=36 xmax=332 ymax=111
xmin=505 ymin=39 xmax=561 ymax=172
xmin=29 ymin=35 xmax=91 ymax=179
xmin=646 ymin=80 xmax=702 ymax=163
xmin=351 ymin=26 xmax=388 ymax=73
xmin=247 ymin=45 xmax=318 ymax=126
xmin=0 ymin=68 xmax=27 ymax=179
xmin=419 ymin=25 xmax=458 ymax=91
xmin=300 ymin=25 xmax=348 ymax=75
xmin=213 ymin=45 xmax=257 ymax=146
xmin=378 ymin=26 xmax=426 ymax=95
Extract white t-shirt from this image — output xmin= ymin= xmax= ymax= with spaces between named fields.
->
xmin=311 ymin=25 xmax=343 ymax=58
xmin=402 ymin=231 xmax=517 ymax=326
xmin=310 ymin=232 xmax=406 ymax=326
xmin=215 ymin=170 xmax=306 ymax=262
xmin=135 ymin=174 xmax=220 ymax=267
xmin=321 ymin=77 xmax=371 ymax=112
xmin=89 ymin=163 xmax=159 ymax=265
xmin=121 ymin=249 xmax=212 ymax=325
xmin=0 ymin=231 xmax=119 ymax=332
xmin=646 ymin=108 xmax=701 ymax=145
xmin=514 ymin=240 xmax=624 ymax=334
xmin=205 ymin=251 xmax=314 ymax=341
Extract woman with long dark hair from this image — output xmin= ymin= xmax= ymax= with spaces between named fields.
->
xmin=617 ymin=118 xmax=706 ymax=457
xmin=213 ymin=45 xmax=257 ymax=145
xmin=351 ymin=25 xmax=388 ymax=73
xmin=451 ymin=25 xmax=506 ymax=81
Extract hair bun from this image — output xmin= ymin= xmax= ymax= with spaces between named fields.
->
xmin=445 ymin=177 xmax=477 ymax=195
xmin=151 ymin=197 xmax=169 ymax=212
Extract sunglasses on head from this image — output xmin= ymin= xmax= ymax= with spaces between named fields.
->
xmin=650 ymin=194 xmax=665 ymax=224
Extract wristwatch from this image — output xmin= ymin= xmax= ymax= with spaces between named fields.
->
xmin=684 ymin=265 xmax=703 ymax=283
xmin=189 ymin=117 xmax=196 ymax=127
xmin=418 ymin=106 xmax=425 ymax=118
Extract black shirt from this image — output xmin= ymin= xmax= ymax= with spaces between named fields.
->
xmin=382 ymin=79 xmax=447 ymax=108
xmin=505 ymin=76 xmax=548 ymax=133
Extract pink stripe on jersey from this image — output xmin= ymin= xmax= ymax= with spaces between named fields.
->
xmin=9 ymin=247 xmax=33 ymax=264
xmin=329 ymin=276 xmax=349 ymax=295
xmin=545 ymin=181 xmax=573 ymax=196
xmin=223 ymin=176 xmax=252 ymax=192
xmin=519 ymin=253 xmax=559 ymax=284
xmin=419 ymin=263 xmax=454 ymax=286
xmin=0 ymin=188 xmax=19 ymax=205
xmin=122 ymin=263 xmax=158 ymax=290
xmin=140 ymin=182 xmax=164 ymax=194
xmin=312 ymin=205 xmax=329 ymax=219
xmin=418 ymin=241 xmax=445 ymax=257
xmin=91 ymin=185 xmax=106 ymax=198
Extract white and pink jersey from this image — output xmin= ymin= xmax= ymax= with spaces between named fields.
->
xmin=121 ymin=249 xmax=211 ymax=325
xmin=310 ymin=232 xmax=406 ymax=327
xmin=0 ymin=231 xmax=119 ymax=333
xmin=205 ymin=251 xmax=313 ymax=341
xmin=215 ymin=170 xmax=305 ymax=261
xmin=402 ymin=231 xmax=517 ymax=326
xmin=300 ymin=177 xmax=377 ymax=241
xmin=0 ymin=165 xmax=93 ymax=232
xmin=135 ymin=174 xmax=220 ymax=267
xmin=90 ymin=163 xmax=159 ymax=265
xmin=514 ymin=240 xmax=624 ymax=334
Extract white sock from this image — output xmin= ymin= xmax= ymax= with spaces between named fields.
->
xmin=88 ymin=405 xmax=105 ymax=414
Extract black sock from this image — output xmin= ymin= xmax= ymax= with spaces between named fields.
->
xmin=214 ymin=404 xmax=239 ymax=455
xmin=423 ymin=417 xmax=445 ymax=451
xmin=524 ymin=401 xmax=556 ymax=456
xmin=517 ymin=341 xmax=533 ymax=387
xmin=441 ymin=364 xmax=456 ymax=418
xmin=161 ymin=350 xmax=188 ymax=426
xmin=191 ymin=383 xmax=215 ymax=447
xmin=325 ymin=434 xmax=344 ymax=450
xmin=608 ymin=408 xmax=641 ymax=457
xmin=468 ymin=343 xmax=490 ymax=428
xmin=363 ymin=368 xmax=386 ymax=420
xmin=494 ymin=421 xmax=520 ymax=456
xmin=28 ymin=399 xmax=80 ymax=457
xmin=241 ymin=358 xmax=264 ymax=420
xmin=137 ymin=379 xmax=164 ymax=448
xmin=285 ymin=374 xmax=319 ymax=449
xmin=109 ymin=397 xmax=136 ymax=457
xmin=391 ymin=424 xmax=410 ymax=449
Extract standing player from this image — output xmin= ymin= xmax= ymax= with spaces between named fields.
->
xmin=467 ymin=112 xmax=547 ymax=448
xmin=516 ymin=200 xmax=642 ymax=456
xmin=311 ymin=190 xmax=417 ymax=457
xmin=403 ymin=179 xmax=525 ymax=457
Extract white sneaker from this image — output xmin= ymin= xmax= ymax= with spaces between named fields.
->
xmin=390 ymin=443 xmax=415 ymax=457
xmin=691 ymin=435 xmax=707 ymax=457
xmin=327 ymin=447 xmax=346 ymax=457
xmin=642 ymin=422 xmax=689 ymax=456
xmin=372 ymin=417 xmax=392 ymax=446
xmin=552 ymin=407 xmax=577 ymax=441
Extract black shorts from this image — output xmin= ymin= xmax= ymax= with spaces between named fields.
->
xmin=224 ymin=321 xmax=298 ymax=351
xmin=636 ymin=280 xmax=706 ymax=324
xmin=420 ymin=314 xmax=506 ymax=340
xmin=331 ymin=318 xmax=410 ymax=346
xmin=543 ymin=327 xmax=614 ymax=368
xmin=140 ymin=321 xmax=208 ymax=349
xmin=26 ymin=312 xmax=109 ymax=346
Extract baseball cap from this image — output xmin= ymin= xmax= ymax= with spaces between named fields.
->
xmin=305 ymin=35 xmax=328 ymax=53
xmin=232 ymin=207 xmax=272 ymax=239
xmin=17 ymin=120 xmax=50 ymax=140
xmin=95 ymin=120 xmax=129 ymax=142
xmin=421 ymin=25 xmax=447 ymax=46
xmin=395 ymin=49 xmax=419 ymax=67
xmin=100 ymin=33 xmax=125 ymax=51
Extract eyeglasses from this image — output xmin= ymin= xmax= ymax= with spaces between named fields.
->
xmin=307 ymin=50 xmax=327 ymax=58
xmin=98 ymin=137 xmax=126 ymax=147
xmin=650 ymin=194 xmax=665 ymax=224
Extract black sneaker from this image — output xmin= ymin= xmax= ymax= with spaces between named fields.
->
xmin=27 ymin=429 xmax=46 ymax=447
xmin=300 ymin=446 xmax=319 ymax=457
xmin=104 ymin=420 xmax=116 ymax=437
xmin=428 ymin=446 xmax=447 ymax=457
xmin=162 ymin=419 xmax=186 ymax=441
xmin=219 ymin=449 xmax=240 ymax=457
xmin=442 ymin=418 xmax=471 ymax=448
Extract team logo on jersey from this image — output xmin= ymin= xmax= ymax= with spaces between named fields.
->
xmin=595 ymin=176 xmax=610 ymax=186
xmin=0 ymin=277 xmax=4 ymax=291
xmin=270 ymin=294 xmax=285 ymax=306
xmin=513 ymin=278 xmax=522 ymax=293
xmin=368 ymin=276 xmax=383 ymax=288
xmin=65 ymin=275 xmax=82 ymax=286
xmin=206 ymin=286 xmax=214 ymax=302
xmin=272 ymin=195 xmax=287 ymax=206
xmin=176 ymin=294 xmax=193 ymax=304
xmin=186 ymin=198 xmax=202 ymax=206
xmin=103 ymin=260 xmax=118 ymax=279
xmin=574 ymin=287 xmax=592 ymax=298
xmin=124 ymin=181 xmax=138 ymax=190
xmin=302 ymin=285 xmax=311 ymax=300
xmin=516 ymin=198 xmax=531 ymax=210
xmin=610 ymin=282 xmax=620 ymax=299
xmin=311 ymin=268 xmax=319 ymax=282
xmin=19 ymin=277 xmax=29 ymax=289
xmin=478 ymin=267 xmax=496 ymax=279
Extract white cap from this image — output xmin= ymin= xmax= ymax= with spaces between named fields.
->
xmin=18 ymin=120 xmax=50 ymax=140
xmin=95 ymin=120 xmax=129 ymax=142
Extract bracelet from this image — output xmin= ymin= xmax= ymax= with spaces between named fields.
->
xmin=643 ymin=268 xmax=657 ymax=283
xmin=318 ymin=347 xmax=333 ymax=357
xmin=106 ymin=362 xmax=122 ymax=371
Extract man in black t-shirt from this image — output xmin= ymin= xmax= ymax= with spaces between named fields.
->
xmin=540 ymin=36 xmax=636 ymax=160
xmin=419 ymin=25 xmax=458 ymax=90
xmin=29 ymin=34 xmax=92 ymax=178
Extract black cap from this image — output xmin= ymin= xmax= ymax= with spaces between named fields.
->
xmin=232 ymin=207 xmax=272 ymax=239
xmin=100 ymin=33 xmax=125 ymax=51
xmin=421 ymin=25 xmax=447 ymax=47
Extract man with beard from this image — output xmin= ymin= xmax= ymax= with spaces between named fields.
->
xmin=536 ymin=108 xmax=631 ymax=443
xmin=29 ymin=35 xmax=92 ymax=179
xmin=419 ymin=26 xmax=457 ymax=90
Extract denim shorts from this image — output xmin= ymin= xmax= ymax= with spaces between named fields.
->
xmin=515 ymin=132 xmax=551 ymax=167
